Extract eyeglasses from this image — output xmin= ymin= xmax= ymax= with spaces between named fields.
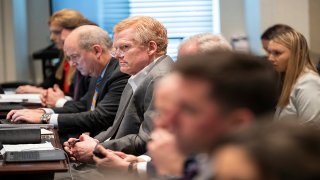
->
xmin=50 ymin=29 xmax=62 ymax=36
xmin=111 ymin=44 xmax=131 ymax=57
xmin=66 ymin=54 xmax=80 ymax=62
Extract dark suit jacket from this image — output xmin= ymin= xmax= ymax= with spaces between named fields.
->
xmin=39 ymin=52 xmax=62 ymax=89
xmin=71 ymin=70 xmax=91 ymax=101
xmin=94 ymin=55 xmax=174 ymax=155
xmin=53 ymin=58 xmax=130 ymax=137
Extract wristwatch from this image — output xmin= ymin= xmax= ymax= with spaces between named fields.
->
xmin=40 ymin=113 xmax=51 ymax=124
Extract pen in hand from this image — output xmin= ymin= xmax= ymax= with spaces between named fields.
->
xmin=68 ymin=139 xmax=80 ymax=146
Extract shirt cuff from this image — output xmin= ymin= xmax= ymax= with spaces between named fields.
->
xmin=137 ymin=162 xmax=148 ymax=175
xmin=55 ymin=98 xmax=68 ymax=107
xmin=138 ymin=155 xmax=152 ymax=162
xmin=49 ymin=114 xmax=59 ymax=127
xmin=42 ymin=108 xmax=55 ymax=114
xmin=65 ymin=96 xmax=73 ymax=101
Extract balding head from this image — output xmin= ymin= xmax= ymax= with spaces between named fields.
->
xmin=178 ymin=33 xmax=232 ymax=58
xmin=65 ymin=25 xmax=112 ymax=52
xmin=64 ymin=25 xmax=113 ymax=77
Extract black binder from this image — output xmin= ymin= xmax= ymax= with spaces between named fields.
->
xmin=0 ymin=127 xmax=41 ymax=144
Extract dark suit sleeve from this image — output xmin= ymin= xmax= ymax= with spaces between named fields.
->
xmin=57 ymin=73 xmax=128 ymax=136
xmin=99 ymin=79 xmax=156 ymax=156
xmin=52 ymin=91 xmax=90 ymax=114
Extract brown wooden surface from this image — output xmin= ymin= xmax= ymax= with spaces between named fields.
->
xmin=0 ymin=129 xmax=68 ymax=174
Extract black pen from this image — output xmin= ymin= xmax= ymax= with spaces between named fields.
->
xmin=68 ymin=139 xmax=80 ymax=146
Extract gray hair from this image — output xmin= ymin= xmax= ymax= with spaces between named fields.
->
xmin=179 ymin=33 xmax=232 ymax=53
xmin=76 ymin=25 xmax=113 ymax=51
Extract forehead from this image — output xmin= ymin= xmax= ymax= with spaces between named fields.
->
xmin=113 ymin=28 xmax=137 ymax=45
xmin=49 ymin=22 xmax=62 ymax=30
xmin=268 ymin=40 xmax=288 ymax=51
xmin=180 ymin=76 xmax=210 ymax=98
xmin=64 ymin=35 xmax=79 ymax=52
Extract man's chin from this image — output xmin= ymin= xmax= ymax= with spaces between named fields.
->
xmin=79 ymin=70 xmax=88 ymax=76
xmin=119 ymin=68 xmax=131 ymax=75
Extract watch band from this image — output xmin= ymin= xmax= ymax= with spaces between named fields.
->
xmin=40 ymin=113 xmax=51 ymax=124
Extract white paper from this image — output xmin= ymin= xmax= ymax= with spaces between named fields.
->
xmin=0 ymin=94 xmax=41 ymax=103
xmin=1 ymin=142 xmax=54 ymax=155
xmin=41 ymin=129 xmax=54 ymax=135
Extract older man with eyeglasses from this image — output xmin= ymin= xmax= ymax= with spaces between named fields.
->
xmin=7 ymin=25 xmax=130 ymax=143
xmin=60 ymin=16 xmax=173 ymax=179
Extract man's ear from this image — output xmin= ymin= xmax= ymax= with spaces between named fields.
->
xmin=92 ymin=45 xmax=103 ymax=59
xmin=147 ymin=41 xmax=158 ymax=56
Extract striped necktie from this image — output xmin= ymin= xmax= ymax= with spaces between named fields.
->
xmin=90 ymin=76 xmax=103 ymax=111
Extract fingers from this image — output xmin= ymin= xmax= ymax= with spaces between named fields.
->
xmin=15 ymin=86 xmax=25 ymax=93
xmin=6 ymin=110 xmax=16 ymax=119
xmin=11 ymin=116 xmax=25 ymax=123
xmin=114 ymin=151 xmax=127 ymax=159
xmin=53 ymin=84 xmax=63 ymax=93
xmin=79 ymin=134 xmax=91 ymax=141
xmin=41 ymin=89 xmax=48 ymax=96
xmin=67 ymin=138 xmax=78 ymax=145
xmin=8 ymin=110 xmax=24 ymax=122
xmin=64 ymin=145 xmax=73 ymax=155
xmin=63 ymin=140 xmax=70 ymax=147
xmin=96 ymin=145 xmax=109 ymax=157
xmin=64 ymin=139 xmax=79 ymax=159
xmin=53 ymin=84 xmax=60 ymax=91
xmin=92 ymin=155 xmax=101 ymax=163
xmin=47 ymin=88 xmax=54 ymax=94
xmin=125 ymin=155 xmax=140 ymax=163
xmin=40 ymin=97 xmax=47 ymax=107
xmin=40 ymin=90 xmax=48 ymax=106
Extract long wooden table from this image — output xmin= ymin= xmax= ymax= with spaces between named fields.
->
xmin=0 ymin=130 xmax=68 ymax=180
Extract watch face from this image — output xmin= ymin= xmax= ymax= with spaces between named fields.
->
xmin=41 ymin=114 xmax=50 ymax=124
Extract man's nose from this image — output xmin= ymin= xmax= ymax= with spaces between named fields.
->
xmin=115 ymin=52 xmax=124 ymax=59
xmin=50 ymin=33 xmax=54 ymax=41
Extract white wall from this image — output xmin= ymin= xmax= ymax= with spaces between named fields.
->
xmin=309 ymin=0 xmax=320 ymax=55
xmin=0 ymin=0 xmax=17 ymax=82
xmin=27 ymin=0 xmax=51 ymax=84
xmin=0 ymin=0 xmax=50 ymax=84
xmin=220 ymin=0 xmax=246 ymax=42
xmin=0 ymin=1 xmax=6 ymax=82
xmin=245 ymin=0 xmax=311 ymax=55
xmin=261 ymin=0 xmax=310 ymax=43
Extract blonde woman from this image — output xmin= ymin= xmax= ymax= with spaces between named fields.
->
xmin=268 ymin=29 xmax=320 ymax=126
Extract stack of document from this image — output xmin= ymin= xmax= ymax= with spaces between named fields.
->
xmin=0 ymin=94 xmax=41 ymax=103
xmin=0 ymin=142 xmax=54 ymax=155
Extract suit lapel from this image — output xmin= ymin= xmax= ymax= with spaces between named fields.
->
xmin=106 ymin=83 xmax=133 ymax=138
xmin=96 ymin=58 xmax=117 ymax=103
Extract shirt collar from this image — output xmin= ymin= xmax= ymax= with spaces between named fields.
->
xmin=100 ymin=61 xmax=110 ymax=79
xmin=128 ymin=55 xmax=165 ymax=92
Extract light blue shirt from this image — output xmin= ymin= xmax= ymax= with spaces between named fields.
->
xmin=275 ymin=71 xmax=320 ymax=127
